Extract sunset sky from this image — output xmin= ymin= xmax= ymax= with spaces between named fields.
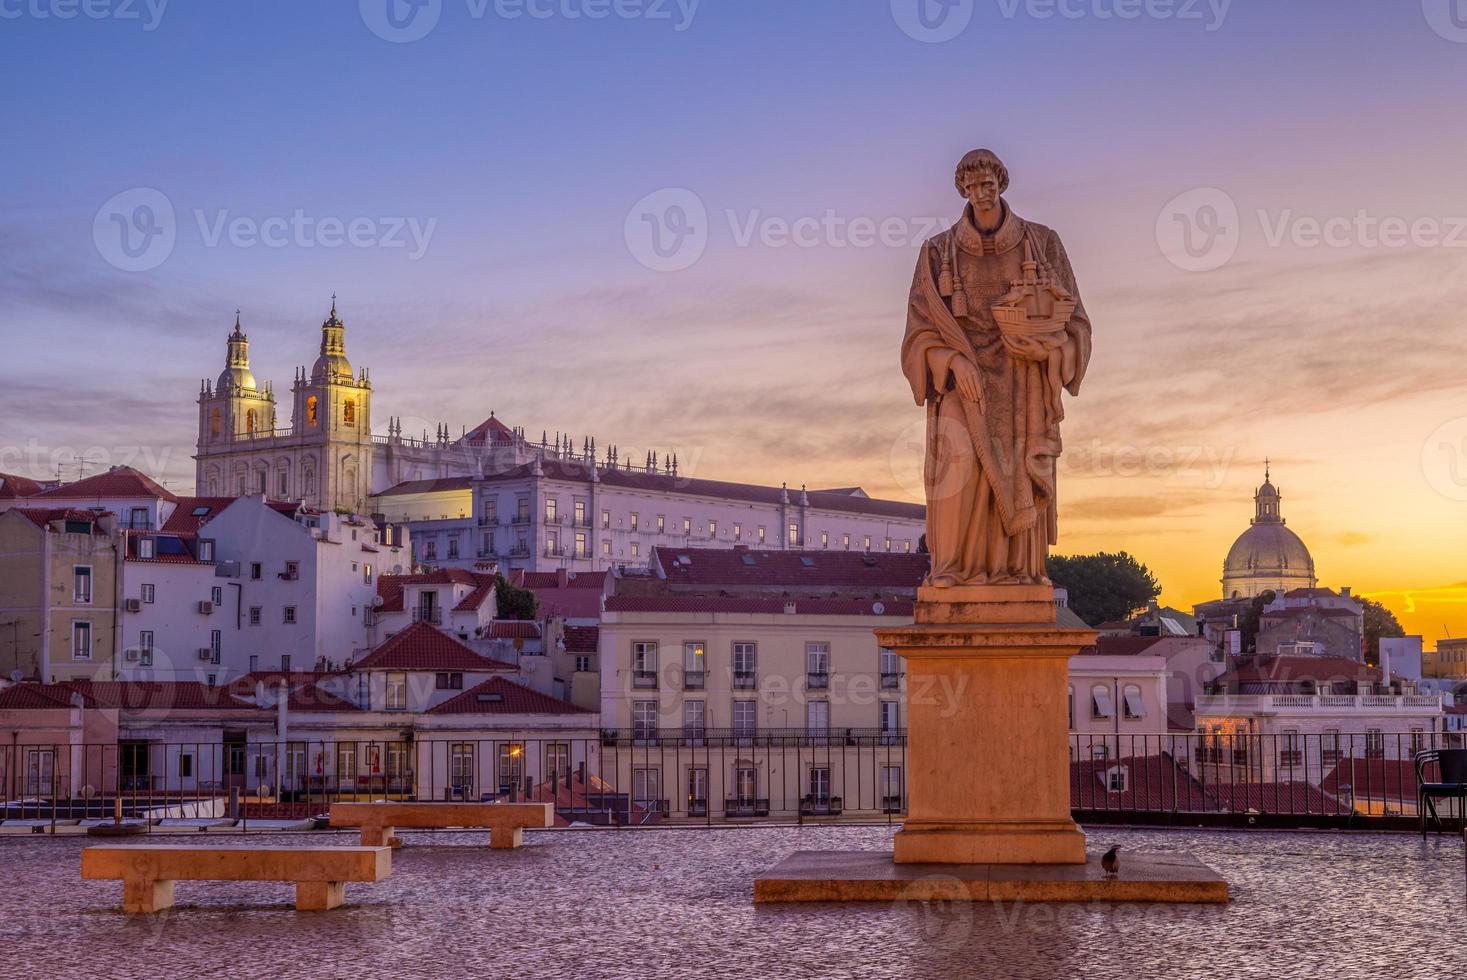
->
xmin=3 ymin=1 xmax=1466 ymax=642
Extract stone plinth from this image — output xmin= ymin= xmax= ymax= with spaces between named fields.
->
xmin=877 ymin=585 xmax=1094 ymax=865
xmin=754 ymin=850 xmax=1229 ymax=904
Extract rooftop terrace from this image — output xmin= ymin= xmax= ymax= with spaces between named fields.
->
xmin=4 ymin=825 xmax=1463 ymax=977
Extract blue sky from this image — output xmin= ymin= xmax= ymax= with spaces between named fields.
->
xmin=4 ymin=0 xmax=1467 ymax=634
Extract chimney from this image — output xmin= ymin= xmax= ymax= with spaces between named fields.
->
xmin=1379 ymin=642 xmax=1391 ymax=693
xmin=1340 ymin=586 xmax=1351 ymax=597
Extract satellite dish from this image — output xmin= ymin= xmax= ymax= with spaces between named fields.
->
xmin=257 ymin=783 xmax=272 ymax=798
xmin=80 ymin=784 xmax=95 ymax=799
xmin=872 ymin=601 xmax=886 ymax=615
xmin=9 ymin=669 xmax=24 ymax=683
xmin=373 ymin=595 xmax=385 ymax=608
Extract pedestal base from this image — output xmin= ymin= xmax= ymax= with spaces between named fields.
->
xmin=753 ymin=850 xmax=1229 ymax=904
xmin=895 ymin=819 xmax=1087 ymax=865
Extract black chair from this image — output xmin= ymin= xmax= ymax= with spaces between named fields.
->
xmin=1414 ymin=748 xmax=1467 ymax=835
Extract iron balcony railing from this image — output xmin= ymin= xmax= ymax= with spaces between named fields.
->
xmin=412 ymin=608 xmax=442 ymax=625
xmin=683 ymin=670 xmax=706 ymax=691
xmin=806 ymin=672 xmax=831 ymax=690
xmin=632 ymin=671 xmax=658 ymax=690
xmin=732 ymin=671 xmax=756 ymax=690
xmin=879 ymin=672 xmax=903 ymax=690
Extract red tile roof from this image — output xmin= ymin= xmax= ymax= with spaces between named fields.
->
xmin=1216 ymin=655 xmax=1381 ymax=689
xmin=9 ymin=508 xmax=109 ymax=534
xmin=1078 ymin=635 xmax=1167 ymax=657
xmin=508 ymin=569 xmax=609 ymax=619
xmin=1261 ymin=606 xmax=1359 ymax=621
xmin=483 ymin=620 xmax=541 ymax=640
xmin=1283 ymin=588 xmax=1340 ymax=598
xmin=1319 ymin=758 xmax=1422 ymax=804
xmin=0 ymin=684 xmax=80 ymax=710
xmin=378 ymin=459 xmax=925 ymax=521
xmin=427 ymin=677 xmax=592 ymax=715
xmin=161 ymin=496 xmax=238 ymax=533
xmin=375 ymin=570 xmax=494 ymax=614
xmin=653 ymin=546 xmax=927 ymax=590
xmin=563 ymin=625 xmax=599 ymax=653
xmin=0 ymin=472 xmax=45 ymax=500
xmin=461 ymin=415 xmax=516 ymax=447
xmin=1070 ymin=753 xmax=1215 ymax=811
xmin=124 ymin=533 xmax=211 ymax=564
xmin=353 ymin=621 xmax=517 ymax=671
xmin=34 ymin=465 xmax=176 ymax=502
xmin=66 ymin=681 xmax=256 ymax=711
xmin=227 ymin=672 xmax=361 ymax=712
xmin=1208 ymin=782 xmax=1343 ymax=814
xmin=603 ymin=595 xmax=914 ymax=617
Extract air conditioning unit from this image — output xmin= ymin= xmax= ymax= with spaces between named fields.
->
xmin=197 ymin=648 xmax=213 ymax=660
xmin=198 ymin=601 xmax=214 ymax=615
xmin=124 ymin=599 xmax=142 ymax=613
xmin=124 ymin=649 xmax=139 ymax=662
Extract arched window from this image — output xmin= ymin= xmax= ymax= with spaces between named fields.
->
xmin=307 ymin=396 xmax=319 ymax=426
xmin=1122 ymin=684 xmax=1145 ymax=721
xmin=343 ymin=398 xmax=356 ymax=425
xmin=246 ymin=409 xmax=257 ymax=433
xmin=210 ymin=408 xmax=221 ymax=437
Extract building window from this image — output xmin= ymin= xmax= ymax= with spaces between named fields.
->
xmin=250 ymin=562 xmax=262 ymax=580
xmin=630 ymin=541 xmax=639 ymax=558
xmin=138 ymin=538 xmax=155 ymax=559
xmin=885 ymin=537 xmax=892 ymax=552
xmin=863 ymin=535 xmax=871 ymax=552
xmin=683 ymin=699 xmax=706 ymax=737
xmin=337 ymin=745 xmax=357 ymax=782
xmin=73 ymin=566 xmax=92 ymax=604
xmin=842 ymin=533 xmax=850 ymax=550
xmin=547 ymin=530 xmax=560 ymax=556
xmin=575 ymin=531 xmax=588 ymax=558
xmin=1091 ymin=685 xmax=1114 ymax=719
xmin=256 ymin=471 xmax=267 ymax=494
xmin=386 ymin=672 xmax=407 ymax=710
xmin=733 ymin=641 xmax=756 ymax=687
xmin=209 ymin=630 xmax=221 ymax=664
xmin=424 ymin=541 xmax=437 ymax=560
xmin=435 ymin=672 xmax=464 ymax=690
xmin=682 ymin=517 xmax=691 ymax=535
xmin=575 ymin=655 xmax=591 ymax=673
xmin=141 ymin=583 xmax=155 ymax=604
xmin=629 ymin=513 xmax=639 ymax=531
xmin=903 ymin=540 xmax=912 ymax=552
xmin=601 ymin=509 xmax=611 ymax=529
xmin=882 ymin=765 xmax=903 ymax=807
xmin=306 ymin=396 xmax=318 ymax=426
xmin=139 ymin=631 xmax=154 ymax=667
xmin=757 ymin=526 xmax=766 ymax=544
xmin=820 ymin=531 xmax=829 ymax=548
xmin=632 ymin=768 xmax=661 ymax=807
xmin=211 ymin=586 xmax=223 ymax=606
xmin=1365 ymin=729 xmax=1385 ymax=759
xmin=447 ymin=538 xmax=459 ymax=559
xmin=633 ymin=641 xmax=658 ymax=684
xmin=806 ymin=700 xmax=830 ymax=734
xmin=574 ymin=499 xmax=586 ymax=526
xmin=806 ymin=641 xmax=830 ymax=683
xmin=249 ymin=606 xmax=262 ymax=626
xmin=343 ymin=399 xmax=356 ymax=425
xmin=657 ymin=515 xmax=665 ymax=534
xmin=809 ymin=766 xmax=831 ymax=802
xmin=788 ymin=523 xmax=801 ymax=547
xmin=210 ymin=408 xmax=221 ymax=437
xmin=733 ymin=699 xmax=757 ymax=736
xmin=279 ymin=472 xmax=289 ymax=497
xmin=632 ymin=700 xmax=658 ymax=740
xmin=733 ymin=522 xmax=741 ymax=540
xmin=1122 ymin=684 xmax=1146 ymax=720
xmin=180 ymin=753 xmax=194 ymax=778
xmin=72 ymin=621 xmax=92 ymax=660
xmin=283 ymin=606 xmax=297 ymax=624
xmin=545 ymin=498 xmax=559 ymax=522
xmin=880 ymin=701 xmax=899 ymax=735
xmin=708 ymin=521 xmax=717 ymax=538
xmin=198 ymin=540 xmax=214 ymax=562
xmin=364 ymin=563 xmax=373 ymax=585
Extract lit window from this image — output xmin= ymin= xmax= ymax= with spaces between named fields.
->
xmin=72 ymin=621 xmax=92 ymax=660
xmin=283 ymin=606 xmax=297 ymax=624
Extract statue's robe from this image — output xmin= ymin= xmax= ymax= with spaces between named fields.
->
xmin=900 ymin=203 xmax=1091 ymax=585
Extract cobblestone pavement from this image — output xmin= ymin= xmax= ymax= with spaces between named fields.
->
xmin=1 ymin=825 xmax=1463 ymax=979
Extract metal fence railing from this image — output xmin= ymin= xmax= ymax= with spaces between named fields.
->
xmin=2 ymin=730 xmax=1462 ymax=833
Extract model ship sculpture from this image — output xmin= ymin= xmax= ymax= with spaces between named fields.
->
xmin=990 ymin=237 xmax=1077 ymax=362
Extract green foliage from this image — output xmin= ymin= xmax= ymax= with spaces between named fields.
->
xmin=1239 ymin=590 xmax=1277 ymax=654
xmin=1045 ymin=552 xmax=1161 ymax=627
xmin=494 ymin=573 xmax=539 ymax=621
xmin=1360 ymin=597 xmax=1406 ymax=665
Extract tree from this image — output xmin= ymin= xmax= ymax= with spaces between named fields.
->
xmin=494 ymin=573 xmax=538 ymax=621
xmin=1239 ymin=590 xmax=1277 ymax=654
xmin=1045 ymin=552 xmax=1161 ymax=627
xmin=1360 ymin=597 xmax=1405 ymax=665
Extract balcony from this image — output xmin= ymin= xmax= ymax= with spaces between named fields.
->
xmin=1196 ymin=694 xmax=1443 ymax=714
xmin=509 ymin=546 xmax=531 ymax=557
xmin=687 ymin=798 xmax=708 ymax=817
xmin=881 ymin=794 xmax=904 ymax=814
xmin=799 ymin=795 xmax=843 ymax=817
xmin=477 ymin=516 xmax=500 ymax=527
xmin=879 ymin=671 xmax=902 ymax=690
xmin=683 ymin=670 xmax=706 ymax=691
xmin=806 ymin=672 xmax=831 ymax=690
xmin=511 ymin=515 xmax=533 ymax=526
xmin=632 ymin=670 xmax=658 ymax=690
xmin=412 ymin=608 xmax=443 ymax=625
xmin=682 ymin=727 xmax=707 ymax=746
xmin=544 ymin=547 xmax=566 ymax=558
xmin=723 ymin=798 xmax=770 ymax=818
xmin=733 ymin=671 xmax=756 ymax=690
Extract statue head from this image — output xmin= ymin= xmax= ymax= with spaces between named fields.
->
xmin=954 ymin=148 xmax=1009 ymax=218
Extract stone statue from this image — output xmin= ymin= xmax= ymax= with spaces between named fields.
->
xmin=901 ymin=149 xmax=1091 ymax=588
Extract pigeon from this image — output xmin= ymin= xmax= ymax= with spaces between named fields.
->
xmin=1101 ymin=846 xmax=1120 ymax=878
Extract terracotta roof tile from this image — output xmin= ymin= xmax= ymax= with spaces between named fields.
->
xmin=654 ymin=546 xmax=927 ymax=590
xmin=354 ymin=621 xmax=517 ymax=672
xmin=483 ymin=620 xmax=541 ymax=640
xmin=0 ymin=684 xmax=79 ymax=710
xmin=563 ymin=625 xmax=599 ymax=653
xmin=0 ymin=472 xmax=45 ymax=500
xmin=34 ymin=465 xmax=176 ymax=503
xmin=427 ymin=677 xmax=592 ymax=715
xmin=66 ymin=681 xmax=256 ymax=711
xmin=9 ymin=508 xmax=110 ymax=533
xmin=604 ymin=595 xmax=913 ymax=617
xmin=161 ymin=496 xmax=237 ymax=533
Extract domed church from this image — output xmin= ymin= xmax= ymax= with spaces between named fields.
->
xmin=1221 ymin=465 xmax=1316 ymax=599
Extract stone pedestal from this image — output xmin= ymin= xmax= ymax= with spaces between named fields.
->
xmin=878 ymin=585 xmax=1094 ymax=866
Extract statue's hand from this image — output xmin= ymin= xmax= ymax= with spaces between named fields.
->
xmin=951 ymin=357 xmax=984 ymax=409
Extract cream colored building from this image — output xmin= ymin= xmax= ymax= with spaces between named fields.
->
xmin=0 ymin=508 xmax=122 ymax=682
xmin=598 ymin=595 xmax=910 ymax=819
xmin=1425 ymin=638 xmax=1467 ymax=680
xmin=1221 ymin=466 xmax=1317 ymax=600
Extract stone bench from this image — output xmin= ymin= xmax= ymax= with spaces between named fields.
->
xmin=330 ymin=802 xmax=553 ymax=849
xmin=81 ymin=844 xmax=391 ymax=913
